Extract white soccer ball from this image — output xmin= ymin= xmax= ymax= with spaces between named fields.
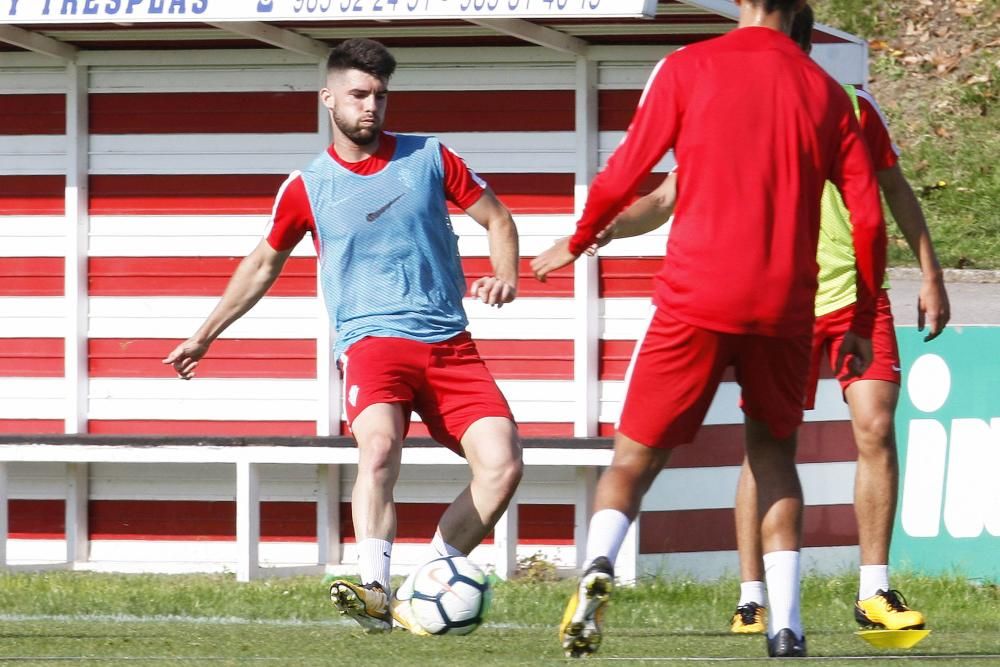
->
xmin=408 ymin=555 xmax=492 ymax=635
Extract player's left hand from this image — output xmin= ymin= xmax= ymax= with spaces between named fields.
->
xmin=918 ymin=274 xmax=950 ymax=342
xmin=531 ymin=237 xmax=577 ymax=282
xmin=470 ymin=276 xmax=517 ymax=308
xmin=835 ymin=331 xmax=873 ymax=380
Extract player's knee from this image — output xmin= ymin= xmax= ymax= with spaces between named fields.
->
xmin=500 ymin=457 xmax=524 ymax=496
xmin=854 ymin=409 xmax=895 ymax=450
xmin=477 ymin=455 xmax=522 ymax=500
xmin=357 ymin=431 xmax=401 ymax=478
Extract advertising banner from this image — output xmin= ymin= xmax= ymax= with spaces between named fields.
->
xmin=892 ymin=325 xmax=1000 ymax=581
xmin=1 ymin=0 xmax=658 ymax=23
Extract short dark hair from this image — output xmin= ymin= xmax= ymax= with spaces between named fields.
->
xmin=326 ymin=38 xmax=396 ymax=82
xmin=759 ymin=0 xmax=801 ymax=13
xmin=789 ymin=4 xmax=815 ymax=52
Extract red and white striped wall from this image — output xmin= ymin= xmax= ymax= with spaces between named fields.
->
xmin=1 ymin=29 xmax=868 ymax=578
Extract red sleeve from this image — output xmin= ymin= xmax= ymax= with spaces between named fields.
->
xmin=439 ymin=144 xmax=487 ymax=210
xmin=568 ymin=56 xmax=682 ymax=256
xmin=264 ymin=172 xmax=317 ymax=252
xmin=856 ymin=91 xmax=899 ymax=171
xmin=828 ymin=92 xmax=888 ymax=338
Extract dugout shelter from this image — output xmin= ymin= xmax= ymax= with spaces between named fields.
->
xmin=0 ymin=0 xmax=870 ymax=580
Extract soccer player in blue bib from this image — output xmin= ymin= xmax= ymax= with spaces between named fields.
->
xmin=165 ymin=38 xmax=523 ymax=634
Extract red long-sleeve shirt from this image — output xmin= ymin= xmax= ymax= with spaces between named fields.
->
xmin=570 ymin=27 xmax=886 ymax=338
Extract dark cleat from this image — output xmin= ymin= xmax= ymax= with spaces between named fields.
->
xmin=767 ymin=627 xmax=807 ymax=657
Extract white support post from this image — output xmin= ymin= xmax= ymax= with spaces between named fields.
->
xmin=573 ymin=56 xmax=600 ymax=438
xmin=616 ymin=521 xmax=638 ymax=586
xmin=574 ymin=466 xmax=598 ymax=570
xmin=492 ymin=500 xmax=518 ymax=580
xmin=315 ymin=60 xmax=341 ymax=438
xmin=235 ymin=460 xmax=261 ymax=582
xmin=316 ymin=464 xmax=341 ymax=566
xmin=64 ymin=62 xmax=89 ymax=435
xmin=0 ymin=462 xmax=7 ymax=568
xmin=64 ymin=463 xmax=89 ymax=566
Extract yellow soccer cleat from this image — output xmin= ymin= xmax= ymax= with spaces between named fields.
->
xmin=329 ymin=580 xmax=392 ymax=634
xmin=730 ymin=602 xmax=767 ymax=634
xmin=855 ymin=589 xmax=926 ymax=631
xmin=390 ymin=592 xmax=431 ymax=636
xmin=559 ymin=557 xmax=614 ymax=658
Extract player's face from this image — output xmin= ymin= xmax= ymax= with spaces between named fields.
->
xmin=322 ymin=69 xmax=388 ymax=146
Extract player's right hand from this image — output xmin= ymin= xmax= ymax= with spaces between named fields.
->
xmin=531 ymin=237 xmax=577 ymax=282
xmin=835 ymin=332 xmax=873 ymax=380
xmin=584 ymin=223 xmax=616 ymax=257
xmin=162 ymin=338 xmax=210 ymax=380
xmin=470 ymin=275 xmax=517 ymax=308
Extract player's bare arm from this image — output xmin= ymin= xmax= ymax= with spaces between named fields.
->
xmin=533 ymin=172 xmax=678 ymax=277
xmin=162 ymin=239 xmax=293 ymax=379
xmin=586 ymin=172 xmax=678 ymax=255
xmin=465 ymin=188 xmax=519 ymax=307
xmin=877 ymin=164 xmax=951 ymax=341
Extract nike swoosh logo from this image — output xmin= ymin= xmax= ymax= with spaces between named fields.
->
xmin=366 ymin=194 xmax=404 ymax=222
xmin=892 ymin=365 xmax=902 ymax=372
xmin=427 ymin=565 xmax=454 ymax=593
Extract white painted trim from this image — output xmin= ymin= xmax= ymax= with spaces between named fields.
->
xmin=638 ymin=545 xmax=859 ymax=581
xmin=811 ymin=43 xmax=868 ymax=86
xmin=641 ymin=462 xmax=856 ymax=513
xmin=0 ymin=25 xmax=77 ymax=61
xmin=0 ymin=378 xmax=65 ymax=419
xmin=574 ymin=466 xmax=597 ymax=570
xmin=316 ymin=464 xmax=341 ymax=566
xmin=64 ymin=462 xmax=88 ymax=564
xmin=616 ymin=520 xmax=638 ymax=585
xmin=598 ymin=378 xmax=851 ymax=425
xmin=0 ymin=444 xmax=615 ymax=467
xmin=85 ymin=296 xmax=576 ymax=340
xmin=0 ymin=297 xmax=65 ymax=338
xmin=315 ymin=60 xmax=338 ymax=439
xmin=468 ymin=18 xmax=587 ymax=57
xmin=64 ymin=62 xmax=88 ymax=435
xmin=0 ymin=217 xmax=66 ymax=257
xmin=235 ymin=460 xmax=260 ymax=582
xmin=80 ymin=213 xmax=577 ymax=258
xmin=2 ymin=131 xmax=674 ymax=176
xmin=573 ymin=56 xmax=599 ymax=438
xmin=492 ymin=500 xmax=518 ymax=580
xmin=206 ymin=22 xmax=329 ymax=60
xmin=0 ymin=66 xmax=67 ymax=93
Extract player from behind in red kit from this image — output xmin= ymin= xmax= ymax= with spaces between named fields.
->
xmin=532 ymin=0 xmax=887 ymax=658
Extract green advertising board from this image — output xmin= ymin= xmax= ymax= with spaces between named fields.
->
xmin=891 ymin=325 xmax=1000 ymax=581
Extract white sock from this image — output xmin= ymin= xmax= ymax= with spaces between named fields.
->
xmin=763 ymin=550 xmax=803 ymax=639
xmin=858 ymin=564 xmax=890 ymax=601
xmin=358 ymin=538 xmax=392 ymax=593
xmin=584 ymin=509 xmax=631 ymax=567
xmin=739 ymin=580 xmax=767 ymax=607
xmin=431 ymin=528 xmax=465 ymax=557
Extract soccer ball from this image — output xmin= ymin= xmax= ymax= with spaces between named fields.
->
xmin=408 ymin=555 xmax=492 ymax=635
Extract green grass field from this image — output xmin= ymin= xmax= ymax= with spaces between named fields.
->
xmin=816 ymin=0 xmax=1000 ymax=269
xmin=1 ymin=571 xmax=998 ymax=665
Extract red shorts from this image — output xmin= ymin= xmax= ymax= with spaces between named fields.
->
xmin=806 ymin=289 xmax=900 ymax=409
xmin=339 ymin=333 xmax=514 ymax=453
xmin=618 ymin=308 xmax=811 ymax=448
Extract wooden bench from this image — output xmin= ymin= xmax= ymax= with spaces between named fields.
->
xmin=0 ymin=435 xmax=616 ymax=581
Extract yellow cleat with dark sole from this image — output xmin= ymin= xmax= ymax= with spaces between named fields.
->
xmin=855 ymin=589 xmax=926 ymax=631
xmin=559 ymin=556 xmax=614 ymax=658
xmin=329 ymin=580 xmax=392 ymax=634
xmin=730 ymin=602 xmax=767 ymax=634
xmin=390 ymin=593 xmax=431 ymax=636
